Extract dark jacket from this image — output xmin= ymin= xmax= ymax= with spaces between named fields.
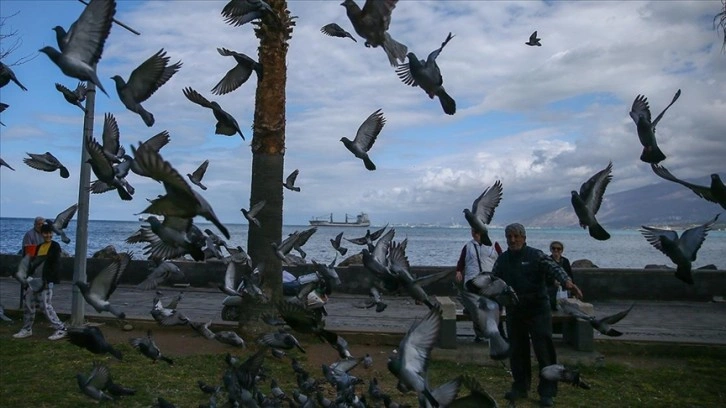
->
xmin=27 ymin=241 xmax=62 ymax=285
xmin=492 ymin=245 xmax=571 ymax=301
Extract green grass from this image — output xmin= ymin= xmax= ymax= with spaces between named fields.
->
xmin=1 ymin=324 xmax=725 ymax=407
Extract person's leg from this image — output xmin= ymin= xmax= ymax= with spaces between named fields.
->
xmin=14 ymin=287 xmax=37 ymax=337
xmin=505 ymin=314 xmax=530 ymax=398
xmin=40 ymin=286 xmax=65 ymax=331
xmin=531 ymin=306 xmax=558 ymax=401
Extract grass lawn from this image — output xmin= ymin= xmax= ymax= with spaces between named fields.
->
xmin=0 ymin=321 xmax=724 ymax=407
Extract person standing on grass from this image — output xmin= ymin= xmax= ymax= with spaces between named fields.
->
xmin=546 ymin=240 xmax=573 ymax=311
xmin=492 ymin=223 xmax=582 ymax=408
xmin=454 ymin=228 xmax=500 ymax=343
xmin=13 ymin=223 xmax=67 ymax=341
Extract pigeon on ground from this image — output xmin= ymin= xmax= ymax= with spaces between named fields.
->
xmin=387 ymin=305 xmax=442 ymax=408
xmin=0 ymin=157 xmax=14 ymax=171
xmin=283 ymin=169 xmax=301 ymax=191
xmin=629 ymin=89 xmax=681 ymax=164
xmin=363 ymin=353 xmax=373 ymax=369
xmin=75 ymin=252 xmax=130 ymax=318
xmin=241 ymin=199 xmax=266 ymax=228
xmin=85 ymin=130 xmax=133 ymax=201
xmin=212 ymin=47 xmax=261 ymax=95
xmin=76 ymin=361 xmax=114 ymax=401
xmin=341 ymin=0 xmax=408 ymax=66
xmin=183 ymin=87 xmax=245 ymax=139
xmin=341 ymin=108 xmax=385 ymax=171
xmin=571 ymin=161 xmax=612 ymax=241
xmin=111 ymin=48 xmax=182 ymax=127
xmin=23 ymin=152 xmax=70 ymax=178
xmin=396 ymin=32 xmax=456 ymax=115
xmin=189 ymin=320 xmax=216 ymax=340
xmin=449 ymin=374 xmax=499 ymax=407
xmin=55 ymin=82 xmax=87 ymax=111
xmin=651 ymin=164 xmax=726 ymax=210
xmin=463 ymin=180 xmax=503 ymax=246
xmin=221 ymin=0 xmax=276 ymax=27
xmin=257 ymin=330 xmax=306 ymax=353
xmin=187 ymin=159 xmax=210 ymax=190
xmin=560 ymin=301 xmax=634 ymax=336
xmin=133 ymin=146 xmax=230 ymax=239
xmin=0 ymin=61 xmax=28 ymax=90
xmin=46 ymin=203 xmax=78 ymax=244
xmin=130 ymin=329 xmax=174 ymax=364
xmin=137 ymin=258 xmax=184 ymax=290
xmin=640 ymin=214 xmax=720 ymax=284
xmin=541 ymin=364 xmax=591 ymax=389
xmin=67 ymin=325 xmax=123 ymax=360
xmin=0 ymin=102 xmax=8 ymax=126
xmin=197 ymin=380 xmax=221 ymax=394
xmin=321 ymin=23 xmax=357 ymax=41
xmin=330 ymin=231 xmax=348 ymax=256
xmin=457 ymin=289 xmax=509 ymax=360
xmin=41 ymin=0 xmax=116 ymax=96
xmin=0 ymin=305 xmax=12 ymax=322
xmin=154 ymin=397 xmax=177 ymax=408
xmin=215 ymin=330 xmax=246 ymax=347
xmin=525 ymin=30 xmax=541 ymax=46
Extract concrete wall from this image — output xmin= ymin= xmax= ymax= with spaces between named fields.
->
xmin=1 ymin=254 xmax=724 ymax=301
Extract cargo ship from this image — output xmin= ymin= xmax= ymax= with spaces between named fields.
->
xmin=309 ymin=213 xmax=370 ymax=227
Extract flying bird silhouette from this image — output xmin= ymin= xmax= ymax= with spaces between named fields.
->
xmin=463 ymin=180 xmax=503 ymax=246
xmin=341 ymin=0 xmax=408 ymax=66
xmin=187 ymin=159 xmax=210 ymax=190
xmin=340 ymin=108 xmax=385 ymax=171
xmin=0 ymin=157 xmax=14 ymax=171
xmin=242 ymin=199 xmax=266 ymax=228
xmin=571 ymin=161 xmax=612 ymax=241
xmin=320 ymin=23 xmax=357 ymax=41
xmin=111 ymin=48 xmax=182 ymax=127
xmin=212 ymin=47 xmax=261 ymax=95
xmin=629 ymin=89 xmax=681 ymax=164
xmin=650 ymin=164 xmax=726 ymax=210
xmin=221 ymin=0 xmax=276 ymax=27
xmin=183 ymin=87 xmax=245 ymax=139
xmin=283 ymin=169 xmax=301 ymax=192
xmin=75 ymin=252 xmax=131 ymax=318
xmin=46 ymin=203 xmax=78 ymax=244
xmin=525 ymin=30 xmax=542 ymax=46
xmin=41 ymin=0 xmax=116 ymax=96
xmin=55 ymin=82 xmax=87 ymax=111
xmin=23 ymin=152 xmax=70 ymax=179
xmin=0 ymin=61 xmax=28 ymax=91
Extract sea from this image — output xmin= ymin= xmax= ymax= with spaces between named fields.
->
xmin=1 ymin=217 xmax=724 ymax=269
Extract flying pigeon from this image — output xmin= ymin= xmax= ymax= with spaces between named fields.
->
xmin=541 ymin=364 xmax=591 ymax=389
xmin=525 ymin=30 xmax=542 ymax=46
xmin=340 ymin=108 xmax=385 ymax=171
xmin=341 ymin=0 xmax=408 ymax=66
xmin=67 ymin=325 xmax=123 ymax=360
xmin=292 ymin=227 xmax=317 ymax=259
xmin=23 ymin=152 xmax=70 ymax=178
xmin=46 ymin=203 xmax=78 ymax=244
xmin=130 ymin=329 xmax=174 ymax=364
xmin=651 ymin=164 xmax=726 ymax=210
xmin=183 ymin=87 xmax=245 ymax=139
xmin=136 ymin=258 xmax=184 ymax=290
xmin=571 ymin=161 xmax=612 ymax=241
xmin=0 ymin=157 xmax=14 ymax=171
xmin=395 ymin=32 xmax=456 ymax=115
xmin=463 ymin=180 xmax=503 ymax=246
xmin=629 ymin=89 xmax=681 ymax=164
xmin=85 ymin=130 xmax=133 ymax=200
xmin=387 ymin=305 xmax=442 ymax=408
xmin=0 ymin=102 xmax=8 ymax=126
xmin=320 ymin=23 xmax=357 ymax=41
xmin=133 ymin=145 xmax=231 ymax=239
xmin=111 ymin=48 xmax=182 ymax=127
xmin=283 ymin=169 xmax=301 ymax=192
xmin=330 ymin=231 xmax=348 ymax=256
xmin=0 ymin=61 xmax=28 ymax=90
xmin=640 ymin=214 xmax=720 ymax=284
xmin=212 ymin=47 xmax=261 ymax=95
xmin=221 ymin=0 xmax=276 ymax=27
xmin=128 ymin=130 xmax=171 ymax=177
xmin=187 ymin=159 xmax=210 ymax=190
xmin=75 ymin=252 xmax=130 ymax=318
xmin=560 ymin=301 xmax=635 ymax=336
xmin=457 ymin=289 xmax=509 ymax=360
xmin=55 ymin=82 xmax=87 ymax=111
xmin=132 ymin=216 xmax=206 ymax=261
xmin=241 ymin=199 xmax=266 ymax=228
xmin=40 ymin=0 xmax=116 ymax=96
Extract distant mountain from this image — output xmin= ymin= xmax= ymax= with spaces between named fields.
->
xmin=502 ymin=178 xmax=723 ymax=229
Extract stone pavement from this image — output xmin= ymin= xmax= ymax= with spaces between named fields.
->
xmin=1 ymin=277 xmax=724 ymax=347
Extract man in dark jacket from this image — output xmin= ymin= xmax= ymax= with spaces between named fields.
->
xmin=492 ymin=223 xmax=582 ymax=408
xmin=12 ymin=223 xmax=67 ymax=341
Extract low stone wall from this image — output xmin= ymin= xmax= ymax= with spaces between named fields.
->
xmin=1 ymin=254 xmax=723 ymax=301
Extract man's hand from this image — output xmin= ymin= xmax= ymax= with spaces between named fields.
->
xmin=564 ymin=280 xmax=582 ymax=299
xmin=454 ymin=270 xmax=463 ymax=283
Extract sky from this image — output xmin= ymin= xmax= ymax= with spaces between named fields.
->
xmin=0 ymin=0 xmax=724 ymax=228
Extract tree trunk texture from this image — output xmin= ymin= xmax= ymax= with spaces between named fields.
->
xmin=242 ymin=0 xmax=294 ymax=331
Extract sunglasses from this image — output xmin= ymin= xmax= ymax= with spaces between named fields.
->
xmin=551 ymin=247 xmax=563 ymax=251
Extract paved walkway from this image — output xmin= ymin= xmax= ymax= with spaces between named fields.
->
xmin=1 ymin=278 xmax=724 ymax=346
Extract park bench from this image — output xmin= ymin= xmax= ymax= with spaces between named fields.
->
xmin=436 ymin=296 xmax=595 ymax=352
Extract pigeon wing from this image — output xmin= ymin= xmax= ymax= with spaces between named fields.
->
xmin=140 ymin=130 xmax=171 ymax=153
xmin=183 ymin=87 xmax=215 ymax=109
xmin=101 ymin=113 xmax=120 ymax=157
xmin=86 ymin=361 xmax=111 ymax=390
xmin=426 ymin=32 xmax=454 ymax=64
xmin=127 ymin=49 xmax=181 ymax=103
xmin=361 ymin=0 xmax=397 ymax=31
xmin=90 ymin=253 xmax=130 ymax=300
xmin=134 ymin=147 xmax=195 ymax=201
xmin=650 ymin=164 xmax=716 ymax=203
xmin=372 ymin=228 xmax=395 ymax=263
xmin=85 ymin=135 xmax=115 ymax=180
xmin=295 ymin=227 xmax=317 ymax=247
xmin=651 ymin=89 xmax=681 ymax=128
xmin=24 ymin=154 xmax=58 ymax=172
xmin=579 ymin=162 xmax=612 ymax=216
xmin=353 ymin=109 xmax=385 ymax=152
xmin=54 ymin=203 xmax=79 ymax=229
xmin=399 ymin=306 xmax=441 ymax=376
xmin=247 ymin=200 xmax=266 ymax=217
xmin=285 ymin=169 xmax=299 ymax=188
xmin=471 ymin=180 xmax=503 ymax=224
xmin=629 ymin=94 xmax=652 ymax=124
xmin=598 ymin=303 xmax=634 ymax=326
xmin=395 ymin=62 xmax=417 ymax=87
xmin=639 ymin=226 xmax=679 ymax=256
xmin=190 ymin=160 xmax=210 ymax=183
xmin=678 ymin=214 xmax=719 ymax=261
xmin=212 ymin=48 xmax=257 ymax=95
xmin=63 ymin=0 xmax=116 ymax=66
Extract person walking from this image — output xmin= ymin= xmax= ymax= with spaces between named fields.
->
xmin=492 ymin=223 xmax=582 ymax=408
xmin=13 ymin=223 xmax=67 ymax=340
xmin=454 ymin=228 xmax=500 ymax=342
xmin=546 ymin=240 xmax=573 ymax=311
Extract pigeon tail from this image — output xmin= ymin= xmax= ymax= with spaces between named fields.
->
xmin=588 ymin=222 xmax=610 ymax=241
xmin=116 ymin=186 xmax=133 ymax=201
xmin=160 ymin=355 xmax=174 ymax=365
xmin=640 ymin=145 xmax=666 ymax=164
xmin=488 ymin=334 xmax=510 ymax=360
xmin=436 ymin=88 xmax=456 ymax=115
xmin=674 ymin=267 xmax=694 ymax=285
xmin=139 ymin=109 xmax=155 ymax=127
xmin=363 ymin=157 xmax=376 ymax=171
xmin=382 ymin=33 xmax=408 ymax=67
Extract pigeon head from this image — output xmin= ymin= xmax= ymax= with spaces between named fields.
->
xmin=38 ymin=46 xmax=61 ymax=61
xmin=110 ymin=75 xmax=124 ymax=84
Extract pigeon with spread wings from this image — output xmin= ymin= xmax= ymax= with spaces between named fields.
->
xmin=463 ymin=180 xmax=503 ymax=246
xmin=629 ymin=89 xmax=681 ymax=164
xmin=340 ymin=108 xmax=385 ymax=171
xmin=320 ymin=23 xmax=357 ymax=42
xmin=341 ymin=0 xmax=407 ymax=66
xmin=75 ymin=252 xmax=131 ymax=319
xmin=23 ymin=152 xmax=70 ymax=179
xmin=55 ymin=82 xmax=87 ymax=112
xmin=46 ymin=203 xmax=78 ymax=244
xmin=187 ymin=160 xmax=210 ymax=191
xmin=212 ymin=47 xmax=261 ymax=95
xmin=571 ymin=162 xmax=612 ymax=241
xmin=651 ymin=164 xmax=725 ymax=210
xmin=183 ymin=87 xmax=245 ymax=139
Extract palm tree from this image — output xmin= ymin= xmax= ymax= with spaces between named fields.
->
xmin=716 ymin=0 xmax=726 ymax=51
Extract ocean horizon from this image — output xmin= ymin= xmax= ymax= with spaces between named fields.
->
xmin=1 ymin=217 xmax=724 ymax=269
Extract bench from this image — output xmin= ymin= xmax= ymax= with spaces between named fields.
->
xmin=436 ymin=296 xmax=595 ymax=352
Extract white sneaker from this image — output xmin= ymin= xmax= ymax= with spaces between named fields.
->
xmin=13 ymin=329 xmax=32 ymax=339
xmin=48 ymin=329 xmax=68 ymax=341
